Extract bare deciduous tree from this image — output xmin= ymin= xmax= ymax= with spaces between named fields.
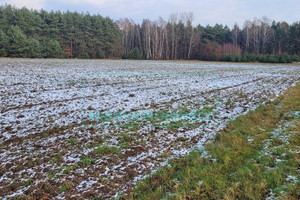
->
xmin=261 ymin=16 xmax=274 ymax=54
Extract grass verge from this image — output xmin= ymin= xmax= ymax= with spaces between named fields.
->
xmin=130 ymin=81 xmax=300 ymax=200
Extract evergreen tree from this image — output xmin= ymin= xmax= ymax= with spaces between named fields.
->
xmin=6 ymin=25 xmax=28 ymax=57
xmin=127 ymin=47 xmax=142 ymax=59
xmin=27 ymin=38 xmax=41 ymax=58
xmin=0 ymin=29 xmax=8 ymax=56
xmin=43 ymin=40 xmax=64 ymax=58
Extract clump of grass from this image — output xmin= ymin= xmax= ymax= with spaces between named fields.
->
xmin=176 ymin=137 xmax=188 ymax=142
xmin=47 ymin=173 xmax=56 ymax=179
xmin=120 ymin=142 xmax=130 ymax=149
xmin=199 ymin=105 xmax=216 ymax=114
xmin=27 ymin=159 xmax=38 ymax=166
xmin=122 ymin=123 xmax=140 ymax=131
xmin=48 ymin=116 xmax=54 ymax=123
xmin=62 ymin=166 xmax=71 ymax=174
xmin=118 ymin=133 xmax=132 ymax=149
xmin=59 ymin=182 xmax=73 ymax=192
xmin=81 ymin=156 xmax=96 ymax=166
xmin=95 ymin=145 xmax=119 ymax=156
xmin=159 ymin=151 xmax=171 ymax=159
xmin=67 ymin=138 xmax=78 ymax=144
xmin=51 ymin=157 xmax=60 ymax=163
xmin=23 ymin=179 xmax=31 ymax=187
xmin=166 ymin=121 xmax=186 ymax=131
xmin=51 ymin=151 xmax=65 ymax=164
xmin=120 ymin=133 xmax=131 ymax=142
xmin=43 ymin=183 xmax=55 ymax=194
xmin=41 ymin=125 xmax=67 ymax=138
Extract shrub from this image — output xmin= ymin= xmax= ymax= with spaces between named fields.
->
xmin=127 ymin=47 xmax=142 ymax=60
xmin=222 ymin=53 xmax=299 ymax=63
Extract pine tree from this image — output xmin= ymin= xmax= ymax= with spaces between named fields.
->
xmin=7 ymin=25 xmax=28 ymax=57
xmin=0 ymin=29 xmax=8 ymax=56
xmin=27 ymin=38 xmax=41 ymax=58
xmin=43 ymin=40 xmax=64 ymax=58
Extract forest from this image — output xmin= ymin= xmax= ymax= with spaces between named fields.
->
xmin=0 ymin=5 xmax=300 ymax=62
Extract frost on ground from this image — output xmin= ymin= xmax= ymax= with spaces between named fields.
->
xmin=0 ymin=59 xmax=300 ymax=199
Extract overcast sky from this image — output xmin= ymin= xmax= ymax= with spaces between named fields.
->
xmin=1 ymin=0 xmax=299 ymax=27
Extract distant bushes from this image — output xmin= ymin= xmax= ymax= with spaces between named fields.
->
xmin=222 ymin=53 xmax=300 ymax=63
xmin=122 ymin=47 xmax=142 ymax=60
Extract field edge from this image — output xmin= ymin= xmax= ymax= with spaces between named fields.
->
xmin=127 ymin=80 xmax=300 ymax=200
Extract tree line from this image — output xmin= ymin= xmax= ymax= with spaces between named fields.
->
xmin=118 ymin=13 xmax=300 ymax=62
xmin=0 ymin=5 xmax=122 ymax=58
xmin=0 ymin=6 xmax=299 ymax=62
